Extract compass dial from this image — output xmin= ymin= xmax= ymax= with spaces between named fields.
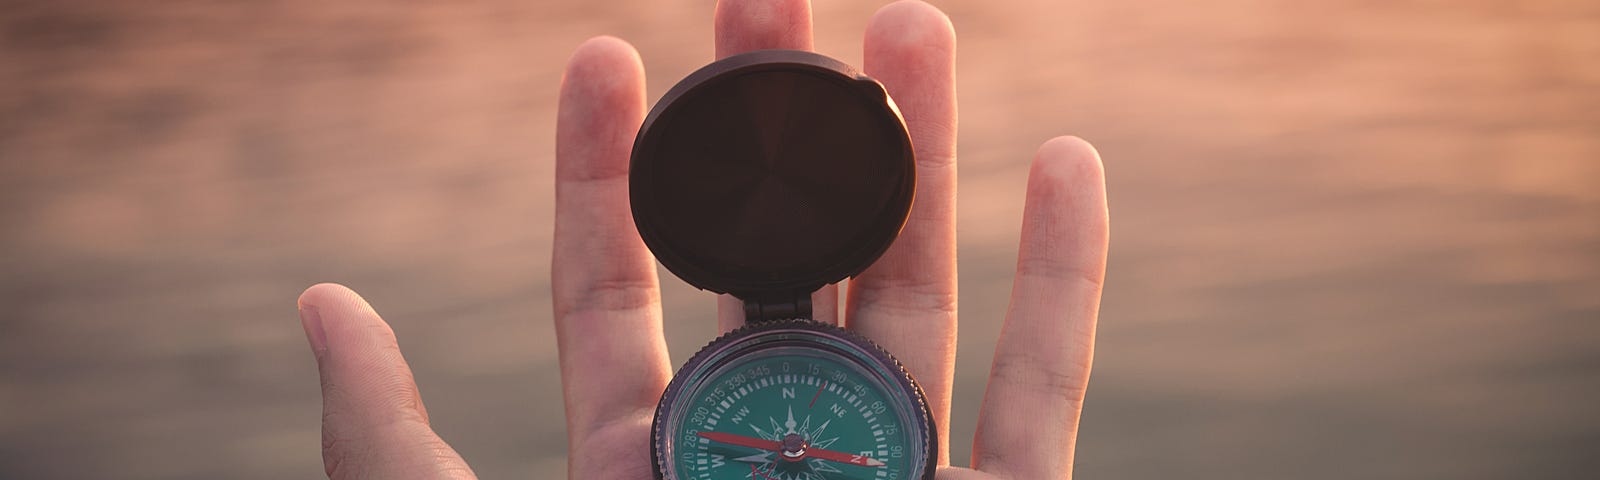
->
xmin=654 ymin=321 xmax=935 ymax=480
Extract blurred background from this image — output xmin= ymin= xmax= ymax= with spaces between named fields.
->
xmin=2 ymin=0 xmax=1597 ymax=478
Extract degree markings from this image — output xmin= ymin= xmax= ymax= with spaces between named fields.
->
xmin=683 ymin=362 xmax=901 ymax=479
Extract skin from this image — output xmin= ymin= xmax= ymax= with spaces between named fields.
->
xmin=293 ymin=1 xmax=1109 ymax=479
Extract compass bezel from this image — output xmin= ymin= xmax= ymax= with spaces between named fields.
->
xmin=651 ymin=320 xmax=937 ymax=480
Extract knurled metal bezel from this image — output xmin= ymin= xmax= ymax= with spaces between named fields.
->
xmin=651 ymin=320 xmax=937 ymax=480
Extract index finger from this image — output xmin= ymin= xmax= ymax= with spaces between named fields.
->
xmin=552 ymin=36 xmax=671 ymax=460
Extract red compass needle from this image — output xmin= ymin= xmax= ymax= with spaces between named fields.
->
xmin=697 ymin=432 xmax=886 ymax=467
xmin=698 ymin=431 xmax=781 ymax=451
xmin=804 ymin=448 xmax=886 ymax=467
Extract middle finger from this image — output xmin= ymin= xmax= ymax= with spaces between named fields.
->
xmin=710 ymin=0 xmax=823 ymax=333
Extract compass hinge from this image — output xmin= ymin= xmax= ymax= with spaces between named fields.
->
xmin=742 ymin=293 xmax=812 ymax=323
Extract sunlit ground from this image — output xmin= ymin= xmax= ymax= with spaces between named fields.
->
xmin=1 ymin=0 xmax=1596 ymax=478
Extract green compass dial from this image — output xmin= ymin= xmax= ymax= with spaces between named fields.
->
xmin=655 ymin=322 xmax=934 ymax=480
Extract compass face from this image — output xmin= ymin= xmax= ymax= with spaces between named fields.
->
xmin=654 ymin=322 xmax=934 ymax=480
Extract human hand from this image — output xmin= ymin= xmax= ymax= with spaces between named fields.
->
xmin=294 ymin=1 xmax=1108 ymax=479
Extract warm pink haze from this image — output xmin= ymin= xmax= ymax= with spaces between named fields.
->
xmin=1 ymin=0 xmax=1595 ymax=478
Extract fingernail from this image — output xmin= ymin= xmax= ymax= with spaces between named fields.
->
xmin=299 ymin=304 xmax=328 ymax=356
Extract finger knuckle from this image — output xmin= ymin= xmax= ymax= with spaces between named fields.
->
xmin=1017 ymin=255 xmax=1105 ymax=288
xmin=569 ymin=412 xmax=658 ymax=478
xmin=321 ymin=411 xmax=365 ymax=479
xmin=988 ymin=352 xmax=1089 ymax=406
xmin=322 ymin=409 xmax=449 ymax=479
xmin=556 ymin=276 xmax=659 ymax=318
xmin=853 ymin=281 xmax=958 ymax=317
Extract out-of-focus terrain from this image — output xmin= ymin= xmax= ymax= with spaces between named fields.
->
xmin=1 ymin=0 xmax=1596 ymax=478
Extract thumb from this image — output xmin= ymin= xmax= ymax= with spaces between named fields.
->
xmin=298 ymin=283 xmax=476 ymax=480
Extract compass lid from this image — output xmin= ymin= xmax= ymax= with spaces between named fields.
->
xmin=630 ymin=50 xmax=915 ymax=299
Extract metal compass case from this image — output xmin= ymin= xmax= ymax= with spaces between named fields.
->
xmin=631 ymin=49 xmax=936 ymax=480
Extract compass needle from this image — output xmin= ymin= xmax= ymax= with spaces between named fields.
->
xmin=785 ymin=407 xmax=799 ymax=434
xmin=808 ymin=382 xmax=828 ymax=409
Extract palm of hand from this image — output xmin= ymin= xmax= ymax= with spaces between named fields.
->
xmin=294 ymin=1 xmax=1108 ymax=479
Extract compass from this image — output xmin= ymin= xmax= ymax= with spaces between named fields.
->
xmin=631 ymin=50 xmax=935 ymax=480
